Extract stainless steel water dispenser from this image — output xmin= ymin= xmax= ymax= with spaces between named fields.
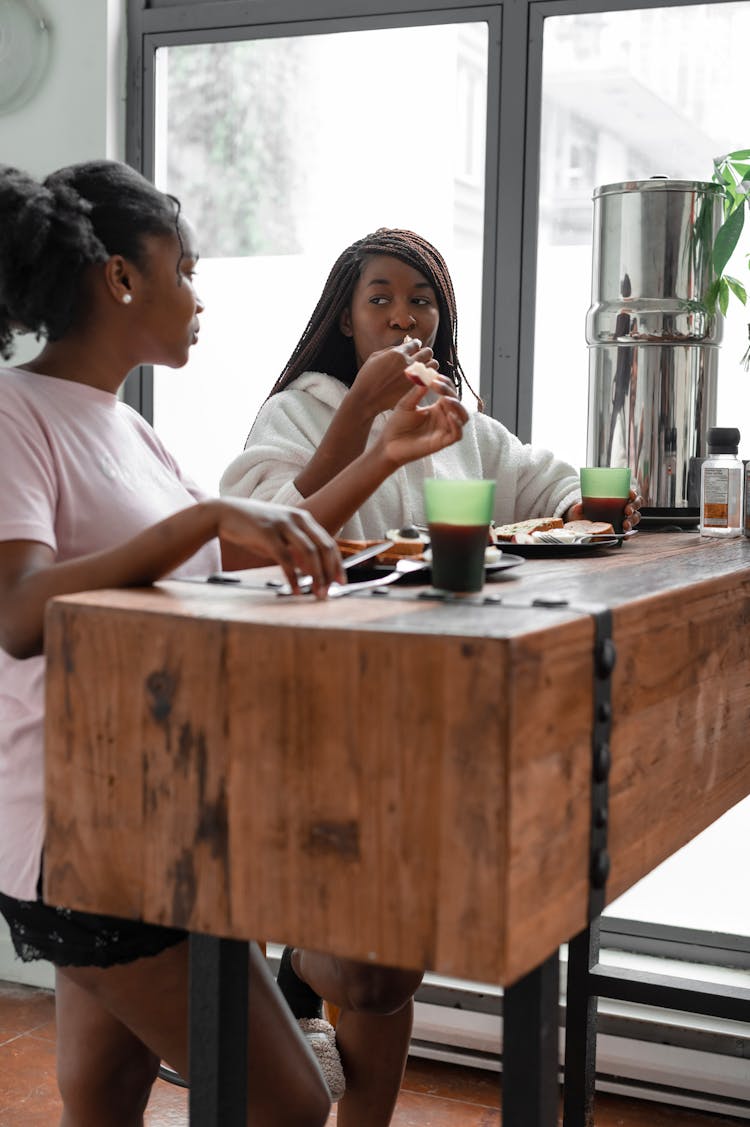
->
xmin=586 ymin=177 xmax=726 ymax=525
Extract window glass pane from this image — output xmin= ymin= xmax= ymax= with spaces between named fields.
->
xmin=534 ymin=1 xmax=750 ymax=938
xmin=533 ymin=2 xmax=750 ymax=473
xmin=607 ymin=795 xmax=750 ymax=935
xmin=152 ymin=24 xmax=488 ymax=493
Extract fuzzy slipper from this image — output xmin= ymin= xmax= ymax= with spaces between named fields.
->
xmin=298 ymin=1017 xmax=346 ymax=1103
xmin=277 ymin=946 xmax=323 ymax=1019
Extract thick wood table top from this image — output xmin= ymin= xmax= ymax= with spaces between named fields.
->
xmin=44 ymin=533 xmax=750 ymax=984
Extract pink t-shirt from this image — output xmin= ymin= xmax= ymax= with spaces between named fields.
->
xmin=0 ymin=366 xmax=221 ymax=900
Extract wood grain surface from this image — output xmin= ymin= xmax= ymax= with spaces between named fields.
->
xmin=44 ymin=533 xmax=750 ymax=984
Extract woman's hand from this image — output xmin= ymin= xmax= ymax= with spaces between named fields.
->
xmin=565 ymin=489 xmax=643 ymax=532
xmin=216 ymin=498 xmax=344 ymax=597
xmin=378 ymin=382 xmax=469 ymax=469
xmin=348 ymin=339 xmax=438 ymax=418
xmin=622 ymin=489 xmax=643 ymax=531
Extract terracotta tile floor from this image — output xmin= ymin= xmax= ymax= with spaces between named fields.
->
xmin=0 ymin=980 xmax=745 ymax=1126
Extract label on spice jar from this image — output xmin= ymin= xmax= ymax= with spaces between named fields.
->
xmin=703 ymin=468 xmax=730 ymax=526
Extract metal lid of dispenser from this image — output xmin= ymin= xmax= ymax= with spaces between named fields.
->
xmin=587 ymin=177 xmax=726 ymax=346
xmin=593 ymin=178 xmax=725 ymax=198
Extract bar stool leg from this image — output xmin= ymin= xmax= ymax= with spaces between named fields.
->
xmin=503 ymin=950 xmax=561 ymax=1127
xmin=188 ymin=933 xmax=249 ymax=1126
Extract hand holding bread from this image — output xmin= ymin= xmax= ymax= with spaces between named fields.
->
xmin=378 ymin=384 xmax=468 ymax=470
xmin=348 ymin=338 xmax=439 ymax=416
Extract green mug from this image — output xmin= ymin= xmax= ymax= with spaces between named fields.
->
xmin=423 ymin=479 xmax=496 ymax=593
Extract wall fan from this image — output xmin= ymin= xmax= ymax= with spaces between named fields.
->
xmin=0 ymin=0 xmax=50 ymax=115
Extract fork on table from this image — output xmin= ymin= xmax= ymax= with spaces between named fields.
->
xmin=276 ymin=557 xmax=428 ymax=597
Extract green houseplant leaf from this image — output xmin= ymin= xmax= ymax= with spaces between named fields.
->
xmin=712 ymin=204 xmax=745 ymax=277
xmin=710 ymin=148 xmax=750 ymax=364
xmin=704 ymin=277 xmax=722 ymax=314
xmin=726 ymin=275 xmax=748 ymax=304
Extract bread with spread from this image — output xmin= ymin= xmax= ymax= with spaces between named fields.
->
xmin=563 ymin=519 xmax=615 ymax=537
xmin=491 ymin=516 xmax=616 ymax=544
xmin=337 ymin=533 xmax=426 ymax=562
xmin=491 ymin=517 xmax=563 ymax=542
xmin=404 ymin=359 xmax=440 ymax=388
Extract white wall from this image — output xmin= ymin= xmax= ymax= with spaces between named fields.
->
xmin=1 ymin=0 xmax=126 ymax=174
xmin=0 ymin=0 xmax=127 ymax=987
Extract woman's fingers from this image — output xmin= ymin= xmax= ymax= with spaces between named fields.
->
xmin=275 ymin=513 xmax=342 ymax=598
xmin=394 ymin=384 xmax=430 ymax=411
xmin=288 ymin=510 xmax=344 ymax=596
xmin=439 ymin=396 xmax=469 ymax=426
xmin=397 ymin=340 xmax=434 ymax=365
xmin=435 ymin=398 xmax=469 ymax=444
xmin=623 ymin=491 xmax=643 ymax=530
xmin=413 ymin=345 xmax=434 ymax=366
xmin=218 ymin=499 xmax=343 ymax=597
xmin=381 ymin=391 xmax=468 ymax=465
xmin=428 ymin=374 xmax=458 ymax=398
xmin=393 ymin=386 xmax=467 ymax=428
xmin=394 ymin=374 xmax=453 ymax=410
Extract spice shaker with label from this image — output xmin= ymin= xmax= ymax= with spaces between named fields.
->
xmin=744 ymin=460 xmax=750 ymax=538
xmin=700 ymin=427 xmax=742 ymax=538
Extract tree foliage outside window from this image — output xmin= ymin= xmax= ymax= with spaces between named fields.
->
xmin=164 ymin=39 xmax=306 ymax=257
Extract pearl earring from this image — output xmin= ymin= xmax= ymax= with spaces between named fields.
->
xmin=122 ymin=294 xmax=133 ymax=305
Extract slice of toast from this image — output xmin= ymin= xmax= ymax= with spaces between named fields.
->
xmin=563 ymin=519 xmax=615 ymax=537
xmin=492 ymin=517 xmax=563 ymax=542
xmin=404 ymin=360 xmax=439 ymax=388
xmin=336 ymin=537 xmax=425 ymax=562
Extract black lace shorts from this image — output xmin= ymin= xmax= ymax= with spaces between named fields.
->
xmin=0 ymin=876 xmax=187 ymax=968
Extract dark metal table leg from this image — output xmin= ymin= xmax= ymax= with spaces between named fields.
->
xmin=188 ymin=934 xmax=249 ymax=1126
xmin=503 ymin=950 xmax=561 ymax=1127
xmin=563 ymin=920 xmax=600 ymax=1127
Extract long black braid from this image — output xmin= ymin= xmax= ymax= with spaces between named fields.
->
xmin=267 ymin=227 xmax=482 ymax=407
xmin=0 ymin=160 xmax=182 ymax=359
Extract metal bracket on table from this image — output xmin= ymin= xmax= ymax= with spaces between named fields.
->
xmin=587 ymin=608 xmax=615 ymax=924
xmin=562 ymin=607 xmax=614 ymax=1127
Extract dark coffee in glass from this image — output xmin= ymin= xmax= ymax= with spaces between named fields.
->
xmin=428 ymin=523 xmax=488 ymax=592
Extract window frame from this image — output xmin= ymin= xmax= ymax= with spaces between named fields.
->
xmin=125 ymin=1 xmax=507 ymax=420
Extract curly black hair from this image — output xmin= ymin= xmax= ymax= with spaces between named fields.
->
xmin=0 ymin=160 xmax=181 ymax=359
xmin=268 ymin=227 xmax=480 ymax=405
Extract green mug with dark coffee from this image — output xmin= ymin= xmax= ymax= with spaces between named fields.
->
xmin=579 ymin=467 xmax=631 ymax=533
xmin=423 ymin=479 xmax=496 ymax=593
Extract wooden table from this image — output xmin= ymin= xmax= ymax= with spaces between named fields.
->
xmin=43 ymin=533 xmax=750 ymax=1124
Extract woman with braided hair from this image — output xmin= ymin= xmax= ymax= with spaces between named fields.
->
xmin=220 ymin=227 xmax=641 ymax=1127
xmin=222 ymin=227 xmax=640 ymax=540
xmin=0 ymin=163 xmax=470 ymax=1126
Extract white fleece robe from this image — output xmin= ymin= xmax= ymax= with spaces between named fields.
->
xmin=220 ymin=372 xmax=581 ymax=540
